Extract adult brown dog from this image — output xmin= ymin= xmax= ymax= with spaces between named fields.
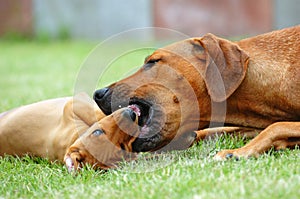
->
xmin=0 ymin=93 xmax=139 ymax=171
xmin=94 ymin=25 xmax=300 ymax=160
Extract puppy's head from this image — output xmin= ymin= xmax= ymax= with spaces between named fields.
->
xmin=64 ymin=106 xmax=140 ymax=171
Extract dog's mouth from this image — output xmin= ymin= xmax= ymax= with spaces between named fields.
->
xmin=128 ymin=98 xmax=153 ymax=129
xmin=126 ymin=98 xmax=165 ymax=152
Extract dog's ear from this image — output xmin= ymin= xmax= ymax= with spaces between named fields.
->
xmin=191 ymin=33 xmax=249 ymax=102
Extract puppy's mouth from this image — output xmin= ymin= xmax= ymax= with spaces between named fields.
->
xmin=128 ymin=98 xmax=153 ymax=129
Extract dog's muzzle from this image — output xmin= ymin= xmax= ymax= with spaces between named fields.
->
xmin=94 ymin=86 xmax=165 ymax=152
xmin=93 ymin=87 xmax=113 ymax=115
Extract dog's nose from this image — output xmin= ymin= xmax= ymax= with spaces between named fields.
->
xmin=93 ymin=87 xmax=109 ymax=101
xmin=93 ymin=87 xmax=112 ymax=115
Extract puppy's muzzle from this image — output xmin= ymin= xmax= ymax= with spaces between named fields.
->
xmin=124 ymin=108 xmax=137 ymax=122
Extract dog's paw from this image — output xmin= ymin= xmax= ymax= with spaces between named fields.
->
xmin=213 ymin=149 xmax=240 ymax=161
xmin=213 ymin=148 xmax=258 ymax=161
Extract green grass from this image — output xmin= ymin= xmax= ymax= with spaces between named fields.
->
xmin=0 ymin=40 xmax=299 ymax=199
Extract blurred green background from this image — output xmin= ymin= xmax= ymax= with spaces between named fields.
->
xmin=1 ymin=0 xmax=299 ymax=111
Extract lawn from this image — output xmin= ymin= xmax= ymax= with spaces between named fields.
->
xmin=0 ymin=39 xmax=299 ymax=199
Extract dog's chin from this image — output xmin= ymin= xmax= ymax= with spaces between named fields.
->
xmin=131 ymin=133 xmax=163 ymax=152
xmin=132 ymin=130 xmax=197 ymax=152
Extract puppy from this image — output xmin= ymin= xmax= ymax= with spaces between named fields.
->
xmin=0 ymin=93 xmax=139 ymax=171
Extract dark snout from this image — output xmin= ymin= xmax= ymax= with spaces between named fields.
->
xmin=94 ymin=84 xmax=134 ymax=115
xmin=93 ymin=87 xmax=112 ymax=115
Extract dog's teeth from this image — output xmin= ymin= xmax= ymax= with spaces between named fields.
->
xmin=128 ymin=104 xmax=141 ymax=116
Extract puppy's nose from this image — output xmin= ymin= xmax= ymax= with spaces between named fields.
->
xmin=129 ymin=109 xmax=136 ymax=121
xmin=124 ymin=109 xmax=136 ymax=122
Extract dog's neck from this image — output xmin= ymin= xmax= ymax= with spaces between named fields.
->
xmin=224 ymin=60 xmax=299 ymax=128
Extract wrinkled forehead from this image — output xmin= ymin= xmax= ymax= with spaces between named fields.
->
xmin=90 ymin=108 xmax=138 ymax=139
xmin=82 ymin=119 xmax=131 ymax=144
xmin=86 ymin=122 xmax=103 ymax=133
xmin=156 ymin=38 xmax=194 ymax=57
xmin=98 ymin=110 xmax=127 ymax=134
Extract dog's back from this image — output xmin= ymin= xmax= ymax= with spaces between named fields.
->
xmin=238 ymin=25 xmax=300 ymax=64
xmin=235 ymin=26 xmax=300 ymax=117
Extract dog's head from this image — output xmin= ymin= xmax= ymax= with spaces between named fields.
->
xmin=94 ymin=34 xmax=249 ymax=152
xmin=64 ymin=106 xmax=140 ymax=171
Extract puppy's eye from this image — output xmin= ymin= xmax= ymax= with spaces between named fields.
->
xmin=92 ymin=129 xmax=105 ymax=136
xmin=144 ymin=59 xmax=161 ymax=70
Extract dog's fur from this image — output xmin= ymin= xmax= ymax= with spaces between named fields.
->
xmin=94 ymin=25 xmax=300 ymax=159
xmin=0 ymin=93 xmax=138 ymax=170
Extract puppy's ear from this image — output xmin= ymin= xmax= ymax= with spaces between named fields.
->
xmin=191 ymin=33 xmax=249 ymax=102
xmin=72 ymin=92 xmax=106 ymax=125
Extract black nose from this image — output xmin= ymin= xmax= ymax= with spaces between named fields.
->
xmin=93 ymin=88 xmax=112 ymax=115
xmin=93 ymin=87 xmax=109 ymax=101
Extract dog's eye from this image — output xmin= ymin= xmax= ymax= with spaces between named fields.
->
xmin=92 ymin=129 xmax=105 ymax=136
xmin=144 ymin=59 xmax=161 ymax=70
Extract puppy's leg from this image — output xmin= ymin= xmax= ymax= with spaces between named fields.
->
xmin=214 ymin=122 xmax=300 ymax=160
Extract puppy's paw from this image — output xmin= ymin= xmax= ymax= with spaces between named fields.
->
xmin=64 ymin=148 xmax=84 ymax=172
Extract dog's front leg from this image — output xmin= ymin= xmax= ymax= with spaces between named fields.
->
xmin=213 ymin=122 xmax=300 ymax=160
xmin=194 ymin=126 xmax=260 ymax=142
